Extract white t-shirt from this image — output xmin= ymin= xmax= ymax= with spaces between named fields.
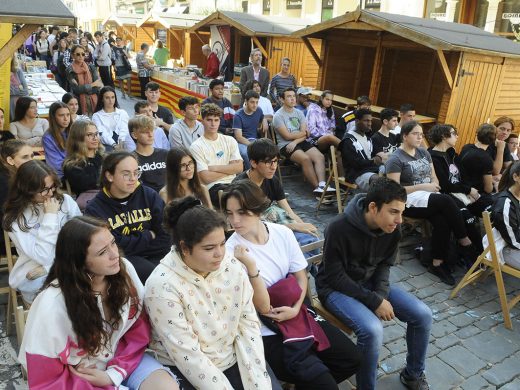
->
xmin=390 ymin=125 xmax=401 ymax=135
xmin=189 ymin=133 xmax=242 ymax=189
xmin=258 ymin=96 xmax=274 ymax=117
xmin=225 ymin=222 xmax=307 ymax=336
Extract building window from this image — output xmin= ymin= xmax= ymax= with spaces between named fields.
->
xmin=425 ymin=0 xmax=461 ymax=23
xmin=263 ymin=0 xmax=271 ymax=12
xmin=242 ymin=1 xmax=248 ymax=12
xmin=287 ymin=0 xmax=303 ymax=10
xmin=364 ymin=0 xmax=381 ymax=10
xmin=322 ymin=0 xmax=333 ymax=9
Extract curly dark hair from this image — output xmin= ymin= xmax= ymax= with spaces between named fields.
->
xmin=43 ymin=216 xmax=139 ymax=355
xmin=3 ymin=160 xmax=64 ymax=232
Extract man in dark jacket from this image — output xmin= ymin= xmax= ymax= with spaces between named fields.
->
xmin=316 ymin=177 xmax=432 ymax=390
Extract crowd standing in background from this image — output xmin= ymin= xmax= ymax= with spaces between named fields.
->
xmin=5 ymin=23 xmax=520 ymax=390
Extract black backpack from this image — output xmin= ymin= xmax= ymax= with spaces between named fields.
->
xmin=57 ymin=50 xmax=67 ymax=76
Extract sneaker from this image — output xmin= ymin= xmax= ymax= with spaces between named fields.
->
xmin=325 ymin=185 xmax=336 ymax=194
xmin=313 ymin=186 xmax=325 ymax=196
xmin=428 ymin=263 xmax=455 ymax=286
xmin=400 ymin=369 xmax=430 ymax=390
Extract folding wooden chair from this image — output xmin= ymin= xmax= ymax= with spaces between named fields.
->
xmin=301 ymin=239 xmax=352 ymax=335
xmin=316 ymin=145 xmax=357 ymax=214
xmin=450 ymin=211 xmax=520 ymax=330
xmin=3 ymin=230 xmax=30 ymax=346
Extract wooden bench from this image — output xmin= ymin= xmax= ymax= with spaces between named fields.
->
xmin=311 ymin=90 xmax=436 ymax=124
xmin=301 ymin=239 xmax=353 ymax=335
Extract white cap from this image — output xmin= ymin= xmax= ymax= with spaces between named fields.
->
xmin=297 ymin=87 xmax=313 ymax=95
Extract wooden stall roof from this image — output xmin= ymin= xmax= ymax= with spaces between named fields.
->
xmin=293 ymin=9 xmax=520 ymax=58
xmin=188 ymin=10 xmax=313 ymax=37
xmin=102 ymin=13 xmax=143 ymax=27
xmin=136 ymin=11 xmax=203 ymax=29
xmin=0 ymin=0 xmax=76 ymax=25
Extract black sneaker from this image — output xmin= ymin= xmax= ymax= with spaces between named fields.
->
xmin=400 ymin=369 xmax=430 ymax=390
xmin=428 ymin=263 xmax=455 ymax=286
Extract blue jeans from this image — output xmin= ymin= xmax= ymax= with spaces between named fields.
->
xmin=238 ymin=140 xmax=256 ymax=170
xmin=325 ymin=286 xmax=432 ymax=390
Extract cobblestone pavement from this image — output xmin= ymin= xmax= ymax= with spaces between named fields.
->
xmin=2 ymin=92 xmax=520 ymax=389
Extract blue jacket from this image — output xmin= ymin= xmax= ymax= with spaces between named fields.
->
xmin=42 ymin=130 xmax=67 ymax=178
xmin=85 ymin=184 xmax=171 ymax=259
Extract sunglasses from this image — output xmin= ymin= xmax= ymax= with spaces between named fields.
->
xmin=74 ymin=52 xmax=86 ymax=57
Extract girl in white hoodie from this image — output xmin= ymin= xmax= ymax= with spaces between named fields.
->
xmin=3 ymin=160 xmax=81 ymax=302
xmin=92 ymin=86 xmax=130 ymax=151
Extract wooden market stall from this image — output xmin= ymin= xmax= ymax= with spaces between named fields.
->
xmin=136 ymin=11 xmax=205 ymax=67
xmin=293 ymin=9 xmax=520 ymax=148
xmin=102 ymin=13 xmax=145 ymax=53
xmin=0 ymin=0 xmax=75 ymax=122
xmin=188 ymin=10 xmax=321 ymax=88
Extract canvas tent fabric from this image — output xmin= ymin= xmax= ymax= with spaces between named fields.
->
xmin=0 ymin=0 xmax=75 ymax=25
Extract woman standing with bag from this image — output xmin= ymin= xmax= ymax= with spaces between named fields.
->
xmin=66 ymin=44 xmax=103 ymax=116
xmin=112 ymin=37 xmax=132 ymax=99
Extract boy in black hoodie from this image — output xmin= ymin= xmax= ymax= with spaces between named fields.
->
xmin=85 ymin=151 xmax=171 ymax=283
xmin=316 ymin=177 xmax=432 ymax=390
xmin=340 ymin=108 xmax=383 ymax=190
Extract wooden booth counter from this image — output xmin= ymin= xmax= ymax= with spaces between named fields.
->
xmin=128 ymin=68 xmax=241 ymax=118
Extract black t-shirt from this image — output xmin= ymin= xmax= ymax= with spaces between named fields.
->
xmin=136 ymin=148 xmax=168 ymax=192
xmin=487 ymin=143 xmax=513 ymax=167
xmin=459 ymin=144 xmax=493 ymax=193
xmin=153 ymin=105 xmax=175 ymax=125
xmin=371 ymin=131 xmax=399 ymax=157
xmin=234 ymin=171 xmax=285 ymax=202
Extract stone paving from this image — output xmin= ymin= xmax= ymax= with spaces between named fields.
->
xmin=1 ymin=91 xmax=520 ymax=389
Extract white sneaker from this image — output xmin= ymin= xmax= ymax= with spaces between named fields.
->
xmin=325 ymin=186 xmax=336 ymax=194
xmin=313 ymin=186 xmax=324 ymax=196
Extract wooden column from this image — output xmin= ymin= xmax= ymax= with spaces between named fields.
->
xmin=368 ymin=33 xmax=384 ymax=104
xmin=436 ymin=49 xmax=454 ymax=89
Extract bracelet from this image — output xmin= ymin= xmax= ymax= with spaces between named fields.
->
xmin=248 ymin=269 xmax=260 ymax=279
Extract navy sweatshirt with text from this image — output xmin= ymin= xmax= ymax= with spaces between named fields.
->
xmin=85 ymin=184 xmax=171 ymax=259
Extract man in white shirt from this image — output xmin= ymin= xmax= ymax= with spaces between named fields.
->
xmin=190 ymin=103 xmax=243 ymax=208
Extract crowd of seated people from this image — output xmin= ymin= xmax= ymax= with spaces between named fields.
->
xmin=5 ymin=34 xmax=520 ymax=389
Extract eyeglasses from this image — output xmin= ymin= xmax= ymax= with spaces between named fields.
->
xmin=261 ymin=158 xmax=279 ymax=168
xmin=180 ymin=160 xmax=194 ymax=171
xmin=74 ymin=52 xmax=86 ymax=57
xmin=121 ymin=170 xmax=142 ymax=181
xmin=39 ymin=185 xmax=57 ymax=196
xmin=86 ymin=131 xmax=100 ymax=139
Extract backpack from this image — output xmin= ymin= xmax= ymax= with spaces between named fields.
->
xmin=57 ymin=51 xmax=67 ymax=76
xmin=35 ymin=39 xmax=51 ymax=56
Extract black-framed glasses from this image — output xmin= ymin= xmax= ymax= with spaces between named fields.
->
xmin=180 ymin=160 xmax=194 ymax=171
xmin=86 ymin=131 xmax=100 ymax=139
xmin=39 ymin=185 xmax=57 ymax=196
xmin=261 ymin=158 xmax=279 ymax=168
xmin=74 ymin=52 xmax=86 ymax=57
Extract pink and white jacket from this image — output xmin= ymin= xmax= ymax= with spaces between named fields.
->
xmin=18 ymin=259 xmax=150 ymax=389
